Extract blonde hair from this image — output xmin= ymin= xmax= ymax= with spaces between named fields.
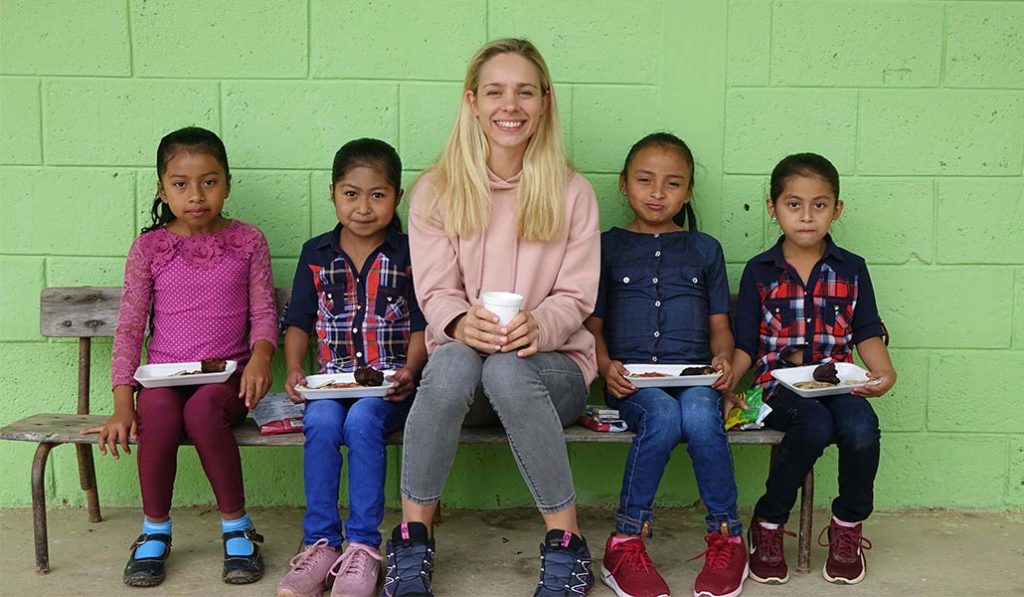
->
xmin=429 ymin=38 xmax=568 ymax=241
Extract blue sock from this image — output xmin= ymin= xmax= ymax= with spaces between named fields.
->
xmin=222 ymin=513 xmax=254 ymax=557
xmin=136 ymin=518 xmax=171 ymax=559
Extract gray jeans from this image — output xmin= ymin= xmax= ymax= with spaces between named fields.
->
xmin=401 ymin=342 xmax=588 ymax=512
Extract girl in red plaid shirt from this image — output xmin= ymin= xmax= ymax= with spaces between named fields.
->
xmin=731 ymin=153 xmax=896 ymax=587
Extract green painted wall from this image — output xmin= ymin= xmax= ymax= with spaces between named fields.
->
xmin=1 ymin=0 xmax=1022 ymax=512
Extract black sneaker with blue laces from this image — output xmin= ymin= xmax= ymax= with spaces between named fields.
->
xmin=534 ymin=529 xmax=594 ymax=596
xmin=380 ymin=522 xmax=435 ymax=597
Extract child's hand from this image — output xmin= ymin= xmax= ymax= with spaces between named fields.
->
xmin=603 ymin=360 xmax=637 ymax=399
xmin=284 ymin=368 xmax=308 ymax=404
xmin=82 ymin=409 xmax=138 ymax=460
xmin=499 ymin=310 xmax=540 ymax=357
xmin=385 ymin=368 xmax=417 ymax=402
xmin=721 ymin=391 xmax=749 ymax=420
xmin=239 ymin=355 xmax=272 ymax=409
xmin=453 ymin=305 xmax=506 ymax=354
xmin=852 ymin=368 xmax=896 ymax=398
xmin=710 ymin=355 xmax=734 ymax=392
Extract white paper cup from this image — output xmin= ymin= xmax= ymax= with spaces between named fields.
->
xmin=480 ymin=291 xmax=523 ymax=326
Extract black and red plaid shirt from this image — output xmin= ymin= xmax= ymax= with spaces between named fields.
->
xmin=734 ymin=236 xmax=886 ymax=398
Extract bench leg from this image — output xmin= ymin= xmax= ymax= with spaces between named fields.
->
xmin=75 ymin=444 xmax=102 ymax=523
xmin=32 ymin=442 xmax=57 ymax=574
xmin=796 ymin=468 xmax=814 ymax=574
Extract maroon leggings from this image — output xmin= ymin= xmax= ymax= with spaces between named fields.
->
xmin=136 ymin=374 xmax=248 ymax=519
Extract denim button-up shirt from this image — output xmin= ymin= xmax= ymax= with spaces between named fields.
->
xmin=593 ymin=227 xmax=730 ymax=364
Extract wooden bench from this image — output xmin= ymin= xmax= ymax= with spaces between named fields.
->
xmin=0 ymin=287 xmax=815 ymax=575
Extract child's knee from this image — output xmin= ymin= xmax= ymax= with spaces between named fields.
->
xmin=303 ymin=400 xmax=346 ymax=445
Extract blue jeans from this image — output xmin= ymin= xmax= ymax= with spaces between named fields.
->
xmin=302 ymin=396 xmax=411 ymax=547
xmin=607 ymin=386 xmax=742 ymax=537
xmin=755 ymin=388 xmax=880 ymax=524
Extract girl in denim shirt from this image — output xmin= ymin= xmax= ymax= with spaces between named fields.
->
xmin=585 ymin=133 xmax=748 ymax=597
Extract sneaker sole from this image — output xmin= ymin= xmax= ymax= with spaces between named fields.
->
xmin=822 ymin=553 xmax=866 ymax=585
xmin=600 ymin=565 xmax=668 ymax=597
xmin=694 ymin=562 xmax=749 ymax=597
xmin=747 ymin=569 xmax=788 ymax=585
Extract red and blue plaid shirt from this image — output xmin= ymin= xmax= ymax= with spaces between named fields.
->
xmin=734 ymin=236 xmax=886 ymax=398
xmin=283 ymin=225 xmax=426 ymax=374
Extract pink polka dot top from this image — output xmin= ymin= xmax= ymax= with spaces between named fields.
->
xmin=111 ymin=219 xmax=279 ymax=388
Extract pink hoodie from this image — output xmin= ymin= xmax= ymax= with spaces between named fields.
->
xmin=408 ymin=168 xmax=601 ymax=385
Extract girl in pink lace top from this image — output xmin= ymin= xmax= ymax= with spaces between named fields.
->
xmin=90 ymin=127 xmax=277 ymax=587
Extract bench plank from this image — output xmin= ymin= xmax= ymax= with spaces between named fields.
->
xmin=1 ymin=413 xmax=785 ymax=446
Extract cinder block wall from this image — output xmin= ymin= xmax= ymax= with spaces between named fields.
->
xmin=1 ymin=1 xmax=1021 ymax=511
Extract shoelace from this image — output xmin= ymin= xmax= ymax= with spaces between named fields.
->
xmin=608 ymin=540 xmax=654 ymax=575
xmin=537 ymin=547 xmax=591 ymax=594
xmin=688 ymin=534 xmax=737 ymax=570
xmin=288 ymin=538 xmax=331 ymax=572
xmin=386 ymin=542 xmax=433 ymax=587
xmin=818 ymin=524 xmax=872 ymax=563
xmin=331 ymin=543 xmax=383 ymax=579
xmin=751 ymin=525 xmax=795 ymax=564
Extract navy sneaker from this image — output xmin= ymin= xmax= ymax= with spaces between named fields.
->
xmin=534 ymin=530 xmax=594 ymax=596
xmin=380 ymin=522 xmax=435 ymax=597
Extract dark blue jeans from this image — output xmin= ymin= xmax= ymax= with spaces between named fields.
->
xmin=607 ymin=386 xmax=742 ymax=537
xmin=302 ymin=396 xmax=410 ymax=547
xmin=755 ymin=388 xmax=880 ymax=524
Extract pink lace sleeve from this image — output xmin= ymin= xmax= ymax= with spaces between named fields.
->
xmin=111 ymin=236 xmax=154 ymax=388
xmin=246 ymin=227 xmax=279 ymax=349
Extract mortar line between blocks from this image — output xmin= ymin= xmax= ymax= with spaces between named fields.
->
xmin=853 ymin=90 xmax=861 ymax=175
xmin=306 ymin=0 xmax=312 ymax=79
xmin=767 ymin=0 xmax=774 ymax=87
xmin=931 ymin=178 xmax=939 ymax=265
xmin=217 ymin=81 xmax=224 ymax=134
xmin=939 ymin=3 xmax=948 ymax=88
xmin=37 ymin=78 xmax=45 ymax=164
xmin=125 ymin=0 xmax=134 ymax=77
xmin=485 ymin=0 xmax=490 ymax=40
xmin=396 ymin=84 xmax=402 ymax=153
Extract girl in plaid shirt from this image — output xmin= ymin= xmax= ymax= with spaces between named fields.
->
xmin=277 ymin=139 xmax=426 ymax=597
xmin=731 ymin=153 xmax=896 ymax=587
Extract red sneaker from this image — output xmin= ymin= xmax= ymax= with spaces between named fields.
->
xmin=600 ymin=534 xmax=670 ymax=597
xmin=820 ymin=519 xmax=872 ymax=584
xmin=746 ymin=517 xmax=794 ymax=584
xmin=690 ymin=531 xmax=748 ymax=597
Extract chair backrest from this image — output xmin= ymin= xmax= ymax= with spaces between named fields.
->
xmin=40 ymin=287 xmax=293 ymax=338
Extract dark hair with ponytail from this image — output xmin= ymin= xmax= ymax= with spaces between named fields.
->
xmin=332 ymin=138 xmax=404 ymax=233
xmin=142 ymin=127 xmax=230 ymax=234
xmin=620 ymin=132 xmax=698 ymax=231
xmin=768 ymin=152 xmax=840 ymax=204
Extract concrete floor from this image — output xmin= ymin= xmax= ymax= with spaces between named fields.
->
xmin=1 ymin=506 xmax=1022 ymax=596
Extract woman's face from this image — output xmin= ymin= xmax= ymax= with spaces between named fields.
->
xmin=467 ymin=52 xmax=549 ymax=157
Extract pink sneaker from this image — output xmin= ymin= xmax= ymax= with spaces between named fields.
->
xmin=330 ymin=542 xmax=383 ymax=597
xmin=277 ymin=538 xmax=342 ymax=597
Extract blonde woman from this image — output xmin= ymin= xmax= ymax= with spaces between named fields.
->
xmin=382 ymin=39 xmax=600 ymax=597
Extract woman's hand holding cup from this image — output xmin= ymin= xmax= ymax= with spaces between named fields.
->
xmin=452 ymin=304 xmax=506 ymax=354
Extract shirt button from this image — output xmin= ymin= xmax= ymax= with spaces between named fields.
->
xmin=387 ymin=296 xmax=393 ymax=302
xmin=655 ymin=250 xmax=661 ymax=257
xmin=356 ymin=305 xmax=361 ymax=310
xmin=775 ymin=307 xmax=780 ymax=313
xmin=654 ymin=331 xmax=660 ymax=338
xmin=692 ymin=277 xmax=698 ymax=284
xmin=352 ymin=327 xmax=359 ymax=334
xmin=356 ymin=352 xmax=363 ymax=358
xmin=652 ymin=356 xmax=658 ymax=363
xmin=623 ymin=276 xmax=630 ymax=283
xmin=327 ymin=293 xmax=332 ymax=299
xmin=653 ymin=233 xmax=660 ymax=238
xmin=806 ymin=318 xmax=812 ymax=323
xmin=652 ymin=277 xmax=659 ymax=284
xmin=655 ymin=300 xmax=661 ymax=308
